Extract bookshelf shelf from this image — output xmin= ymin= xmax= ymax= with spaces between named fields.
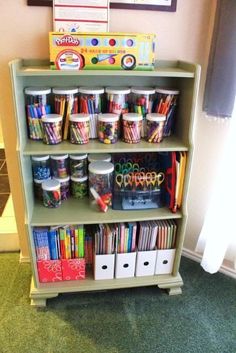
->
xmin=10 ymin=58 xmax=200 ymax=306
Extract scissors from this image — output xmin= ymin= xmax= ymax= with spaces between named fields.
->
xmin=115 ymin=162 xmax=140 ymax=174
xmin=132 ymin=172 xmax=146 ymax=189
xmin=115 ymin=173 xmax=133 ymax=188
xmin=145 ymin=171 xmax=165 ymax=188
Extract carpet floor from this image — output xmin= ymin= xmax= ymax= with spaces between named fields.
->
xmin=0 ymin=253 xmax=235 ymax=353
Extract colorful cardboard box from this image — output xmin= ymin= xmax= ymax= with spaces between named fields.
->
xmin=37 ymin=260 xmax=62 ymax=283
xmin=61 ymin=258 xmax=86 ymax=281
xmin=49 ymin=32 xmax=156 ymax=71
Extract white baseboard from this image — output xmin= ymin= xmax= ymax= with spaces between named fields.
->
xmin=182 ymin=248 xmax=236 ymax=280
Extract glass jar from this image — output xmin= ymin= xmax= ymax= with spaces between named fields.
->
xmin=88 ymin=153 xmax=111 ymax=163
xmin=71 ymin=176 xmax=88 ymax=199
xmin=25 ymin=87 xmax=51 ymax=140
xmin=51 ymin=154 xmax=69 ymax=178
xmin=155 ymin=88 xmax=180 ymax=136
xmin=146 ymin=113 xmax=166 ymax=143
xmin=78 ymin=87 xmax=104 ymax=139
xmin=42 ymin=114 xmax=63 ymax=145
xmin=32 ymin=155 xmax=51 ymax=180
xmin=105 ymin=87 xmax=130 ymax=117
xmin=52 ymin=87 xmax=79 ymax=140
xmin=131 ymin=87 xmax=155 ymax=137
xmin=54 ymin=176 xmax=70 ymax=201
xmin=42 ymin=179 xmax=61 ymax=208
xmin=88 ymin=161 xmax=114 ymax=208
xmin=69 ymin=154 xmax=88 ymax=178
xmin=69 ymin=113 xmax=90 ymax=144
xmin=98 ymin=113 xmax=119 ymax=144
xmin=122 ymin=113 xmax=142 ymax=144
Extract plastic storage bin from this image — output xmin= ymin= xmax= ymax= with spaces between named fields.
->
xmin=51 ymin=154 xmax=69 ymax=178
xmin=78 ymin=87 xmax=104 ymax=139
xmin=105 ymin=87 xmax=130 ymax=116
xmin=69 ymin=113 xmax=90 ymax=144
xmin=42 ymin=114 xmax=63 ymax=145
xmin=122 ymin=113 xmax=142 ymax=143
xmin=146 ymin=113 xmax=166 ymax=143
xmin=155 ymin=88 xmax=180 ymax=136
xmin=98 ymin=113 xmax=119 ymax=144
xmin=32 ymin=155 xmax=51 ymax=180
xmin=131 ymin=87 xmax=155 ymax=137
xmin=88 ymin=153 xmax=111 ymax=163
xmin=42 ymin=179 xmax=61 ymax=208
xmin=52 ymin=87 xmax=79 ymax=140
xmin=69 ymin=154 xmax=88 ymax=178
xmin=54 ymin=176 xmax=70 ymax=201
xmin=25 ymin=87 xmax=51 ymax=140
xmin=89 ymin=161 xmax=114 ymax=208
xmin=71 ymin=176 xmax=88 ymax=199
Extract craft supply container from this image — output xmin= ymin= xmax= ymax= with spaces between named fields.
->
xmin=42 ymin=179 xmax=61 ymax=208
xmin=154 ymin=88 xmax=180 ymax=136
xmin=69 ymin=154 xmax=88 ymax=178
xmin=78 ymin=87 xmax=104 ymax=139
xmin=146 ymin=113 xmax=166 ymax=143
xmin=105 ymin=87 xmax=130 ymax=117
xmin=88 ymin=153 xmax=111 ymax=163
xmin=31 ymin=155 xmax=51 ymax=180
xmin=52 ymin=87 xmax=79 ymax=140
xmin=69 ymin=113 xmax=90 ymax=144
xmin=71 ymin=176 xmax=88 ymax=199
xmin=131 ymin=87 xmax=155 ymax=137
xmin=51 ymin=154 xmax=69 ymax=178
xmin=33 ymin=179 xmax=46 ymax=201
xmin=98 ymin=113 xmax=119 ymax=144
xmin=88 ymin=161 xmax=114 ymax=208
xmin=122 ymin=113 xmax=142 ymax=144
xmin=25 ymin=87 xmax=51 ymax=140
xmin=54 ymin=176 xmax=70 ymax=201
xmin=42 ymin=114 xmax=63 ymax=145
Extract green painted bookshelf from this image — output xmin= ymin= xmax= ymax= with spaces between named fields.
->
xmin=9 ymin=59 xmax=200 ymax=306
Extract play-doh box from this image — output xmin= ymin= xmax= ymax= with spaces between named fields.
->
xmin=49 ymin=32 xmax=156 ymax=71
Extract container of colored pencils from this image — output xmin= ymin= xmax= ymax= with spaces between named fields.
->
xmin=146 ymin=113 xmax=166 ymax=143
xmin=69 ymin=113 xmax=90 ymax=144
xmin=78 ymin=87 xmax=104 ymax=139
xmin=155 ymin=88 xmax=179 ymax=136
xmin=122 ymin=113 xmax=142 ymax=144
xmin=131 ymin=87 xmax=155 ymax=137
xmin=105 ymin=87 xmax=130 ymax=116
xmin=42 ymin=114 xmax=63 ymax=145
xmin=25 ymin=87 xmax=51 ymax=140
xmin=52 ymin=87 xmax=79 ymax=140
xmin=98 ymin=113 xmax=119 ymax=144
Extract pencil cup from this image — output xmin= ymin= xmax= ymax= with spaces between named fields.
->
xmin=98 ymin=113 xmax=119 ymax=144
xmin=69 ymin=154 xmax=88 ymax=178
xmin=69 ymin=113 xmax=90 ymax=144
xmin=42 ymin=179 xmax=61 ymax=208
xmin=51 ymin=154 xmax=69 ymax=178
xmin=122 ymin=113 xmax=142 ymax=143
xmin=71 ymin=176 xmax=88 ymax=199
xmin=115 ymin=252 xmax=136 ymax=279
xmin=135 ymin=250 xmax=157 ymax=277
xmin=105 ymin=87 xmax=130 ymax=117
xmin=25 ymin=87 xmax=51 ymax=140
xmin=52 ymin=87 xmax=79 ymax=140
xmin=155 ymin=88 xmax=179 ymax=137
xmin=78 ymin=87 xmax=104 ymax=139
xmin=42 ymin=114 xmax=63 ymax=145
xmin=31 ymin=155 xmax=51 ymax=180
xmin=146 ymin=113 xmax=166 ymax=143
xmin=155 ymin=249 xmax=176 ymax=275
xmin=53 ymin=176 xmax=70 ymax=201
xmin=94 ymin=253 xmax=115 ymax=280
xmin=131 ymin=87 xmax=155 ymax=137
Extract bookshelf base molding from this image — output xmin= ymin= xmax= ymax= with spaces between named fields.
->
xmin=29 ymin=272 xmax=183 ymax=306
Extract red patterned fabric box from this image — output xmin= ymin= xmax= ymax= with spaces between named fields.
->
xmin=37 ymin=260 xmax=62 ymax=283
xmin=61 ymin=258 xmax=86 ymax=281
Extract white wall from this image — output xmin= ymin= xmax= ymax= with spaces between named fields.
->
xmin=1 ymin=0 xmax=231 ymax=261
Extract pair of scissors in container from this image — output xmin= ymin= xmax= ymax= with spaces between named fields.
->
xmin=132 ymin=171 xmax=165 ymax=189
xmin=115 ymin=173 xmax=133 ymax=188
xmin=115 ymin=162 xmax=140 ymax=174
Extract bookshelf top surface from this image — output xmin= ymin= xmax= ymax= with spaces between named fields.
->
xmin=13 ymin=59 xmax=196 ymax=78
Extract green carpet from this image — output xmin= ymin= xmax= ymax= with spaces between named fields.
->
xmin=0 ymin=253 xmax=235 ymax=353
